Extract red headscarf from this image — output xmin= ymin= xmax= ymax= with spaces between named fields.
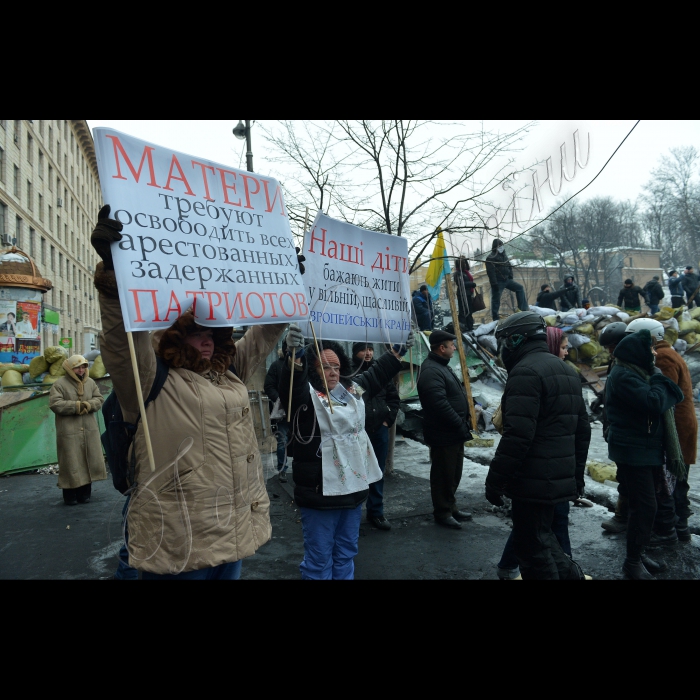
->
xmin=546 ymin=327 xmax=564 ymax=357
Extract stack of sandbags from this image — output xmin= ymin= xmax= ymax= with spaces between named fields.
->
xmin=42 ymin=346 xmax=68 ymax=383
xmin=1 ymin=363 xmax=29 ymax=389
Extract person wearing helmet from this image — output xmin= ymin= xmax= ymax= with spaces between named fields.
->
xmin=617 ymin=279 xmax=649 ymax=313
xmin=605 ymin=329 xmax=684 ymax=579
xmin=485 ymin=311 xmax=592 ymax=579
xmin=49 ymin=355 xmax=107 ymax=505
xmin=558 ymin=275 xmax=581 ymax=312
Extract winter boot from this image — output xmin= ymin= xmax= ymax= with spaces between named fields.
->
xmin=640 ymin=549 xmax=668 ymax=574
xmin=647 ymin=529 xmax=678 ymax=548
xmin=623 ymin=545 xmax=656 ymax=580
xmin=76 ymin=483 xmax=92 ymax=504
xmin=63 ymin=488 xmax=78 ymax=506
xmin=602 ymin=495 xmax=628 ymax=533
xmin=676 ymin=518 xmax=691 ymax=543
xmin=564 ymin=558 xmax=593 ymax=580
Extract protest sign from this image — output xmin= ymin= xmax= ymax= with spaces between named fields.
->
xmin=299 ymin=212 xmax=410 ymax=344
xmin=93 ymin=129 xmax=308 ymax=332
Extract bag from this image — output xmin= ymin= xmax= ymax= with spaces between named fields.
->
xmin=101 ymin=357 xmax=169 ymax=494
xmin=472 ymin=289 xmax=486 ymax=312
xmin=270 ymin=397 xmax=286 ymax=420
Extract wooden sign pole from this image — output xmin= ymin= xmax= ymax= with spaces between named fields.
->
xmin=309 ymin=321 xmax=333 ymax=414
xmin=126 ymin=331 xmax=156 ymax=473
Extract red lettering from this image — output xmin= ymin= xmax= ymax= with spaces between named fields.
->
xmin=308 ymin=227 xmax=326 ymax=255
xmin=163 ymin=155 xmax=196 ymax=196
xmin=191 ymin=160 xmax=216 ymax=201
xmin=262 ymin=179 xmax=286 ymax=215
xmin=223 ymin=292 xmax=247 ymax=320
xmin=129 ymin=289 xmax=161 ymax=322
xmin=279 ymin=292 xmax=297 ymax=317
xmin=106 ymin=136 xmax=160 ymax=188
xmin=245 ymin=292 xmax=265 ymax=319
xmin=240 ymin=174 xmax=260 ymax=210
xmin=205 ymin=291 xmax=222 ymax=320
xmin=217 ymin=168 xmax=242 ymax=206
xmin=164 ymin=291 xmax=182 ymax=322
xmin=295 ymin=293 xmax=309 ymax=317
xmin=185 ymin=291 xmax=205 ymax=315
xmin=262 ymin=292 xmax=279 ymax=317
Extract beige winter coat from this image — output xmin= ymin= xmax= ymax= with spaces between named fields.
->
xmin=49 ymin=370 xmax=106 ymax=489
xmin=97 ymin=282 xmax=285 ymax=575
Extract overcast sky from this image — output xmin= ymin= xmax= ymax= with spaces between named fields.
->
xmin=87 ymin=120 xmax=699 ymax=254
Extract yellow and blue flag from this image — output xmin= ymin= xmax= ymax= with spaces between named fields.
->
xmin=424 ymin=229 xmax=450 ymax=302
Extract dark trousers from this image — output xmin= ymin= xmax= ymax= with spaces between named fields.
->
xmin=491 ymin=280 xmax=528 ymax=320
xmin=616 ymin=463 xmax=657 ymax=556
xmin=366 ymin=425 xmax=388 ymax=517
xmin=429 ymin=442 xmax=464 ymax=519
xmin=498 ymin=500 xmax=571 ymax=569
xmin=674 ymin=469 xmax=692 ymax=521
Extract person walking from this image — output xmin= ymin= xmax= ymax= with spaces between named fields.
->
xmin=617 ymin=279 xmax=649 ymax=313
xmin=264 ymin=339 xmax=291 ymax=483
xmin=485 ymin=312 xmax=592 ymax=580
xmin=485 ymin=239 xmax=527 ymax=321
xmin=668 ymin=270 xmax=685 ymax=308
xmin=536 ymin=284 xmax=567 ymax=310
xmin=494 ymin=326 xmax=575 ymax=580
xmin=279 ymin=329 xmax=412 ymax=579
xmin=417 ymin=329 xmax=473 ymax=529
xmin=453 ymin=257 xmax=477 ymax=332
xmin=558 ymin=275 xmax=581 ymax=311
xmin=681 ymin=265 xmax=700 ymax=308
xmin=643 ymin=276 xmax=664 ymax=315
xmin=412 ymin=285 xmax=434 ymax=332
xmin=352 ymin=342 xmax=401 ymax=531
xmin=605 ymin=328 xmax=684 ymax=579
xmin=91 ymin=206 xmax=288 ymax=580
xmin=49 ymin=354 xmax=106 ymax=505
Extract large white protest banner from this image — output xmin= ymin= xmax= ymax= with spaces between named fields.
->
xmin=300 ymin=212 xmax=411 ymax=344
xmin=93 ymin=129 xmax=308 ymax=332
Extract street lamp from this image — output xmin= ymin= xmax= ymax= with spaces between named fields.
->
xmin=233 ymin=120 xmax=253 ymax=172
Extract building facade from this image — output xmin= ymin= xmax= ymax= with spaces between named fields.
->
xmin=0 ymin=120 xmax=101 ymax=355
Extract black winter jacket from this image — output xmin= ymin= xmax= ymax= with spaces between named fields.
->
xmin=485 ymin=250 xmax=513 ymax=286
xmin=417 ymin=352 xmax=471 ymax=446
xmin=558 ymin=283 xmax=581 ymax=311
xmin=643 ymin=280 xmax=664 ymax=305
xmin=536 ymin=288 xmax=566 ymax=309
xmin=353 ymin=357 xmax=401 ymax=434
xmin=617 ymin=285 xmax=648 ymax=308
xmin=263 ymin=357 xmax=284 ymax=415
xmin=605 ymin=333 xmax=683 ymax=466
xmin=485 ymin=338 xmax=591 ymax=503
xmin=681 ymin=272 xmax=700 ymax=298
xmin=279 ymin=349 xmax=402 ymax=510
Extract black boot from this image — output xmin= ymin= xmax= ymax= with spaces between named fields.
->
xmin=676 ymin=518 xmax=691 ymax=543
xmin=640 ymin=549 xmax=667 ymax=574
xmin=63 ymin=488 xmax=78 ymax=506
xmin=76 ymin=483 xmax=91 ymax=504
xmin=623 ymin=545 xmax=656 ymax=580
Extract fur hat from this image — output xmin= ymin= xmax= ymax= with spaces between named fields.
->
xmin=157 ymin=310 xmax=235 ymax=374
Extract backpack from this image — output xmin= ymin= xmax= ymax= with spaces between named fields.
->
xmin=101 ymin=357 xmax=169 ymax=494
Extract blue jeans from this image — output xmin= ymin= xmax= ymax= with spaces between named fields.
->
xmin=498 ymin=500 xmax=571 ymax=569
xmin=491 ymin=280 xmax=528 ymax=320
xmin=366 ymin=425 xmax=388 ymax=518
xmin=650 ymin=304 xmax=660 ymax=315
xmin=299 ymin=504 xmax=363 ymax=580
xmin=114 ymin=496 xmax=139 ymax=580
xmin=142 ymin=560 xmax=242 ymax=580
xmin=274 ymin=420 xmax=290 ymax=471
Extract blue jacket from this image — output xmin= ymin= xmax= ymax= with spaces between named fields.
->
xmin=605 ymin=331 xmax=684 ymax=466
xmin=412 ymin=290 xmax=433 ymax=331
xmin=669 ymin=275 xmax=683 ymax=297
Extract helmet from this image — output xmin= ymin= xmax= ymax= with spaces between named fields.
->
xmin=626 ymin=318 xmax=665 ymax=342
xmin=598 ymin=322 xmax=628 ymax=348
xmin=495 ymin=311 xmax=547 ymax=349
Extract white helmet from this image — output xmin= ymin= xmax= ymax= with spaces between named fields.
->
xmin=625 ymin=318 xmax=665 ymax=342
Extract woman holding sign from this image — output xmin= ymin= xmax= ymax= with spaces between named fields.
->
xmin=280 ymin=326 xmax=413 ymax=580
xmin=91 ymin=206 xmax=290 ymax=580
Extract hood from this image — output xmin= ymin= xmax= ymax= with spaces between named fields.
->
xmin=62 ymin=354 xmax=89 ymax=385
xmin=613 ymin=329 xmax=654 ymax=373
xmin=156 ymin=309 xmax=236 ymax=374
xmin=491 ymin=238 xmax=504 ymax=250
xmin=412 ymin=289 xmax=429 ymax=301
xmin=501 ymin=337 xmax=548 ymax=372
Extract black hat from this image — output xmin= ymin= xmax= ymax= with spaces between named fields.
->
xmin=352 ymin=341 xmax=374 ymax=356
xmin=429 ymin=329 xmax=457 ymax=346
xmin=653 ymin=275 xmax=660 ymax=281
xmin=419 ymin=284 xmax=428 ymax=291
xmin=564 ymin=275 xmax=574 ymax=282
xmin=492 ymin=239 xmax=504 ymax=250
xmin=669 ymin=270 xmax=677 ymax=276
xmin=686 ymin=265 xmax=694 ymax=271
xmin=624 ymin=278 xmax=633 ymax=285
xmin=540 ymin=283 xmax=550 ymax=291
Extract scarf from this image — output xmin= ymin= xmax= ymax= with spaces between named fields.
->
xmin=546 ymin=327 xmax=564 ymax=357
xmin=615 ymin=359 xmax=687 ymax=480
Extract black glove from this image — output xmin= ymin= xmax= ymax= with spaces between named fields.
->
xmin=576 ymin=482 xmax=585 ymax=499
xmin=296 ymin=247 xmax=306 ymax=275
xmin=91 ymin=205 xmax=123 ymax=270
xmin=485 ymin=484 xmax=504 ymax=507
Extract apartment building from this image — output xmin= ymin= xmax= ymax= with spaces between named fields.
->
xmin=0 ymin=120 xmax=101 ymax=354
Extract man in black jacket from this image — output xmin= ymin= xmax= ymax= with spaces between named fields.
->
xmin=417 ymin=330 xmax=473 ymax=529
xmin=643 ymin=276 xmax=664 ymax=314
xmin=558 ymin=276 xmax=581 ymax=311
xmin=485 ymin=311 xmax=592 ymax=579
xmin=617 ymin=279 xmax=649 ymax=312
xmin=536 ymin=284 xmax=567 ymax=309
xmin=485 ymin=239 xmax=528 ymax=321
xmin=264 ymin=341 xmax=291 ymax=482
xmin=681 ymin=265 xmax=700 ymax=308
xmin=353 ymin=342 xmax=401 ymax=531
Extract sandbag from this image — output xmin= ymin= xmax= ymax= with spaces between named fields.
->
xmin=49 ymin=360 xmax=66 ymax=377
xmin=579 ymin=340 xmax=602 ymax=359
xmin=684 ymin=332 xmax=698 ymax=345
xmin=0 ymin=363 xmax=28 ymax=376
xmin=588 ymin=306 xmax=621 ymax=316
xmin=680 ymin=319 xmax=700 ymax=333
xmin=616 ymin=312 xmax=630 ymax=322
xmin=41 ymin=375 xmax=60 ymax=385
xmin=674 ymin=339 xmax=688 ymax=354
xmin=574 ymin=323 xmax=595 ymax=336
xmin=22 ymin=371 xmax=36 ymax=385
xmin=44 ymin=345 xmax=67 ymax=364
xmin=474 ymin=320 xmax=498 ymax=337
xmin=690 ymin=307 xmax=700 ymax=320
xmin=662 ymin=317 xmax=679 ymax=332
xmin=89 ymin=355 xmax=107 ymax=379
xmin=567 ymin=333 xmax=590 ymax=349
xmin=566 ymin=347 xmax=578 ymax=362
xmin=1 ymin=369 xmax=24 ymax=388
xmin=543 ymin=315 xmax=557 ymax=327
xmin=478 ymin=335 xmax=498 ymax=354
xmin=654 ymin=307 xmax=675 ymax=321
xmin=529 ymin=305 xmax=557 ymax=317
xmin=29 ymin=355 xmax=49 ymax=378
xmin=561 ymin=314 xmax=580 ymax=326
xmin=681 ymin=310 xmax=692 ymax=322
xmin=664 ymin=328 xmax=679 ymax=345
xmin=592 ymin=350 xmax=611 ymax=367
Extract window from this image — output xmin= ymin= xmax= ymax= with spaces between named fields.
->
xmin=38 ymin=150 xmax=44 ymax=178
xmin=14 ymin=120 xmax=20 ymax=144
xmin=48 ymin=205 xmax=52 ymax=230
xmin=48 ymin=126 xmax=53 ymax=152
xmin=0 ymin=120 xmax=6 ymax=129
xmin=71 ymin=165 xmax=74 ymax=187
xmin=59 ymin=253 xmax=63 ymax=277
xmin=41 ymin=237 xmax=46 ymax=265
xmin=27 ymin=181 xmax=33 ymax=210
xmin=51 ymin=245 xmax=55 ymax=271
xmin=64 ymin=121 xmax=68 ymax=142
xmin=15 ymin=216 xmax=21 ymax=248
xmin=0 ymin=146 xmax=4 ymax=183
xmin=60 ymin=291 xmax=63 ymax=310
xmin=57 ymin=140 xmax=61 ymax=164
xmin=27 ymin=134 xmax=33 ymax=164
xmin=14 ymin=165 xmax=19 ymax=196
xmin=29 ymin=228 xmax=35 ymax=256
xmin=48 ymin=165 xmax=53 ymax=190
xmin=38 ymin=194 xmax=43 ymax=221
xmin=39 ymin=120 xmax=44 ymax=137
xmin=0 ymin=201 xmax=6 ymax=239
